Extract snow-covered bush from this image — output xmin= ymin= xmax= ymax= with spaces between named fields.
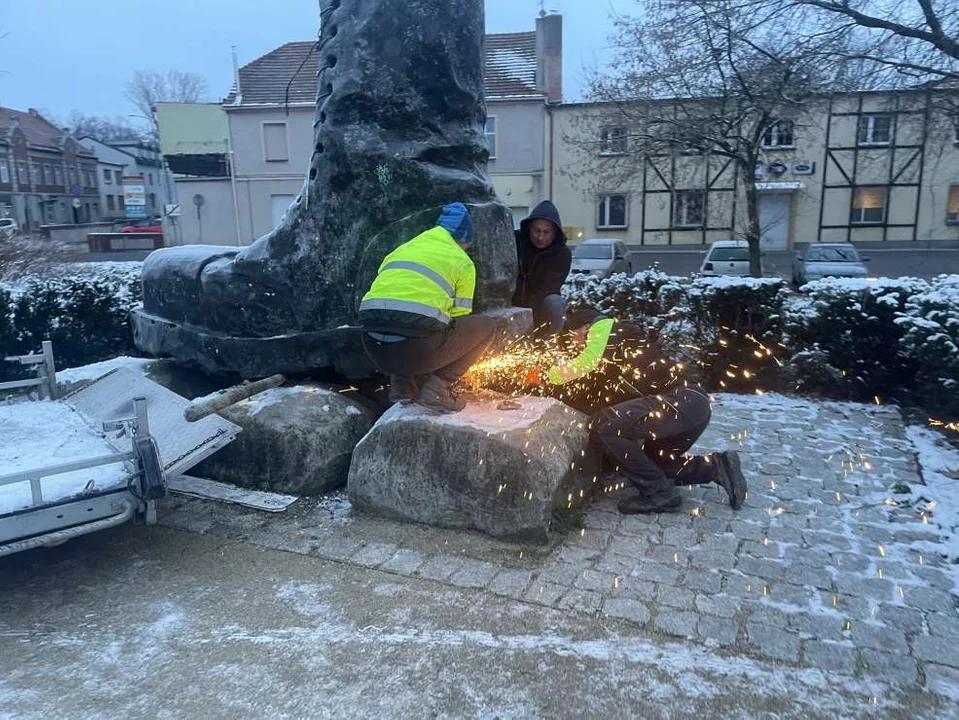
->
xmin=564 ymin=272 xmax=787 ymax=392
xmin=897 ymin=275 xmax=959 ymax=415
xmin=563 ymin=268 xmax=674 ymax=323
xmin=782 ymin=277 xmax=929 ymax=402
xmin=0 ymin=262 xmax=143 ymax=381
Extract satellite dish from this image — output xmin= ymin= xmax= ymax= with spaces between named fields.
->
xmin=192 ymin=194 xmax=205 ymax=207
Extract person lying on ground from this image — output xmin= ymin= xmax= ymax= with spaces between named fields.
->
xmin=359 ymin=202 xmax=494 ymax=413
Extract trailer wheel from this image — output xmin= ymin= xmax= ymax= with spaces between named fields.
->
xmin=134 ymin=435 xmax=166 ymax=501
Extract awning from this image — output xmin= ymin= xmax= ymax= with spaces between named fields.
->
xmin=756 ymin=181 xmax=806 ymax=191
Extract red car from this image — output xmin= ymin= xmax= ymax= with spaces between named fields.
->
xmin=120 ymin=218 xmax=163 ymax=233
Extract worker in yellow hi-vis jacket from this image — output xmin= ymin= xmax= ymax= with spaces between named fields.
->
xmin=541 ymin=308 xmax=748 ymax=515
xmin=359 ymin=203 xmax=494 ymax=413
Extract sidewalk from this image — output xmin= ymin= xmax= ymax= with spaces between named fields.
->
xmin=2 ymin=392 xmax=958 ymax=717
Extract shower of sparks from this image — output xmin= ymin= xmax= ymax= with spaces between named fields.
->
xmin=929 ymin=418 xmax=959 ymax=435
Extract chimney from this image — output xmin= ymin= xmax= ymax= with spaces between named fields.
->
xmin=231 ymin=45 xmax=243 ymax=104
xmin=536 ymin=12 xmax=563 ymax=103
xmin=28 ymin=108 xmax=39 ymax=117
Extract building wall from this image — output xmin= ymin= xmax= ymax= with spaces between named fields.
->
xmin=227 ymin=106 xmax=314 ymax=179
xmin=172 ymin=177 xmax=238 ymax=246
xmin=551 ymin=90 xmax=959 ymax=248
xmin=156 ymin=102 xmax=230 ymax=156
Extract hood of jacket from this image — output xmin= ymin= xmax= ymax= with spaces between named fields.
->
xmin=518 ymin=200 xmax=567 ymax=251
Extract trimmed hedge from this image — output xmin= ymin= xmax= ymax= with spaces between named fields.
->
xmin=0 ymin=264 xmax=142 ymax=382
xmin=564 ymin=272 xmax=959 ymax=417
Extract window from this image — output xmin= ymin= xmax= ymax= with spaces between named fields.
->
xmin=858 ymin=114 xmax=891 ymax=145
xmin=148 ymin=173 xmax=154 ymax=184
xmin=17 ymin=162 xmax=28 ymax=184
xmin=118 ymin=195 xmax=125 ymax=211
xmin=947 ymin=185 xmax=959 ymax=225
xmin=597 ymin=194 xmax=628 ymax=229
xmin=851 ymin=186 xmax=886 ymax=224
xmin=485 ymin=117 xmax=497 ymax=159
xmin=600 ymin=126 xmax=628 ymax=155
xmin=114 ymin=170 xmax=122 ymax=185
xmin=107 ymin=195 xmax=115 ymax=211
xmin=674 ymin=190 xmax=705 ymax=227
xmin=104 ymin=168 xmax=112 ymax=184
xmin=262 ymin=121 xmax=289 ymax=162
xmin=763 ymin=121 xmax=794 ymax=148
xmin=31 ymin=162 xmax=40 ymax=184
xmin=43 ymin=164 xmax=52 ymax=185
xmin=53 ymin=166 xmax=63 ymax=185
xmin=0 ymin=159 xmax=8 ymax=183
xmin=68 ymin=168 xmax=77 ymax=186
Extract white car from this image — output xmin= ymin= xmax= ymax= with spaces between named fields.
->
xmin=0 ymin=218 xmax=18 ymax=241
xmin=792 ymin=242 xmax=869 ymax=286
xmin=699 ymin=240 xmax=759 ymax=277
xmin=570 ymin=238 xmax=633 ymax=279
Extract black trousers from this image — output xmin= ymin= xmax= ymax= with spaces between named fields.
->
xmin=361 ymin=315 xmax=495 ymax=383
xmin=589 ymin=387 xmax=716 ymax=496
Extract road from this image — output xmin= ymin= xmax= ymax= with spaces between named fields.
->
xmin=626 ymin=243 xmax=959 ymax=280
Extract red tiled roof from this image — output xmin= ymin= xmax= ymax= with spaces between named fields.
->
xmin=223 ymin=32 xmax=542 ymax=107
xmin=0 ymin=107 xmax=92 ymax=152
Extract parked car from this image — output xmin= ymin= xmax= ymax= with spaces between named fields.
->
xmin=570 ymin=238 xmax=633 ymax=279
xmin=699 ymin=240 xmax=759 ymax=277
xmin=0 ymin=217 xmax=18 ymax=240
xmin=792 ymin=242 xmax=869 ymax=286
xmin=120 ymin=218 xmax=163 ymax=233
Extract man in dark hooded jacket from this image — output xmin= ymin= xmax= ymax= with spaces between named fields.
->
xmin=536 ymin=309 xmax=748 ymax=514
xmin=512 ymin=201 xmax=572 ymax=335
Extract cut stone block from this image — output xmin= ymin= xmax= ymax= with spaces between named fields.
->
xmin=194 ymin=383 xmax=376 ymax=495
xmin=347 ymin=395 xmax=598 ymax=543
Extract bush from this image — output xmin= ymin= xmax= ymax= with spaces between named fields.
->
xmin=897 ymin=275 xmax=959 ymax=415
xmin=0 ymin=263 xmax=143 ymax=382
xmin=563 ymin=270 xmax=959 ymax=419
xmin=782 ymin=277 xmax=928 ymax=403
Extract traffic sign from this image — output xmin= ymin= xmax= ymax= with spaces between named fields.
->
xmin=165 ymin=203 xmax=181 ymax=217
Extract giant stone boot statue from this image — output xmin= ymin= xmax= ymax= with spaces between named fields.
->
xmin=132 ymin=0 xmax=517 ymax=378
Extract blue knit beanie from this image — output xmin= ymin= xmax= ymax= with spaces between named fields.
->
xmin=436 ymin=202 xmax=475 ymax=245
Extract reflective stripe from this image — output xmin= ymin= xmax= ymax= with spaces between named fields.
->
xmin=381 ymin=260 xmax=455 ymax=298
xmin=453 ymin=298 xmax=472 ymax=310
xmin=359 ymin=298 xmax=451 ymax=324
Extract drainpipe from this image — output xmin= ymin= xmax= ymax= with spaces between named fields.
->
xmin=546 ymin=101 xmax=557 ymax=200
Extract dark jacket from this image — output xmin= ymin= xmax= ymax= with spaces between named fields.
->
xmin=512 ymin=200 xmax=572 ymax=308
xmin=550 ymin=309 xmax=683 ymax=414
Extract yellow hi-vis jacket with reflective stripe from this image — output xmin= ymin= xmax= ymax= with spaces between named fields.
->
xmin=358 ymin=225 xmax=476 ymax=337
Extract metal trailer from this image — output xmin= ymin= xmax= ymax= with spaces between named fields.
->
xmin=0 ymin=351 xmax=240 ymax=558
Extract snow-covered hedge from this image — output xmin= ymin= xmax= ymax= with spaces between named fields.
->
xmin=0 ymin=263 xmax=143 ymax=382
xmin=563 ymin=271 xmax=959 ymax=415
xmin=897 ymin=275 xmax=959 ymax=415
xmin=563 ymin=272 xmax=787 ymax=392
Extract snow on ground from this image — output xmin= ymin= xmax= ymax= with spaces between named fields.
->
xmin=56 ymin=356 xmax=154 ymax=385
xmin=0 ymin=399 xmax=129 ymax=515
xmin=906 ymin=424 xmax=959 ymax=565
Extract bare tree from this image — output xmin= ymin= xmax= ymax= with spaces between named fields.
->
xmin=63 ymin=111 xmax=146 ymax=143
xmin=566 ymin=0 xmax=860 ymax=276
xmin=720 ymin=0 xmax=959 ymax=83
xmin=125 ymin=70 xmax=209 ymax=138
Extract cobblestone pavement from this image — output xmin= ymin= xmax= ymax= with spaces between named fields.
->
xmin=159 ymin=393 xmax=959 ymax=697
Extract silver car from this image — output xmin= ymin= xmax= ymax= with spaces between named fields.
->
xmin=570 ymin=238 xmax=633 ymax=279
xmin=0 ymin=217 xmax=18 ymax=241
xmin=792 ymin=243 xmax=869 ymax=286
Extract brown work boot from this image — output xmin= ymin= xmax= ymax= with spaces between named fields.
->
xmin=415 ymin=374 xmax=466 ymax=413
xmin=617 ymin=487 xmax=683 ymax=514
xmin=714 ymin=451 xmax=747 ymax=509
xmin=388 ymin=375 xmax=419 ymax=404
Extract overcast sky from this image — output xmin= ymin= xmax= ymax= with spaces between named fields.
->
xmin=0 ymin=0 xmax=635 ymax=129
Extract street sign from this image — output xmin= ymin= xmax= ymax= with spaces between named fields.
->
xmin=123 ymin=176 xmax=147 ymax=219
xmin=165 ymin=203 xmax=181 ymax=217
